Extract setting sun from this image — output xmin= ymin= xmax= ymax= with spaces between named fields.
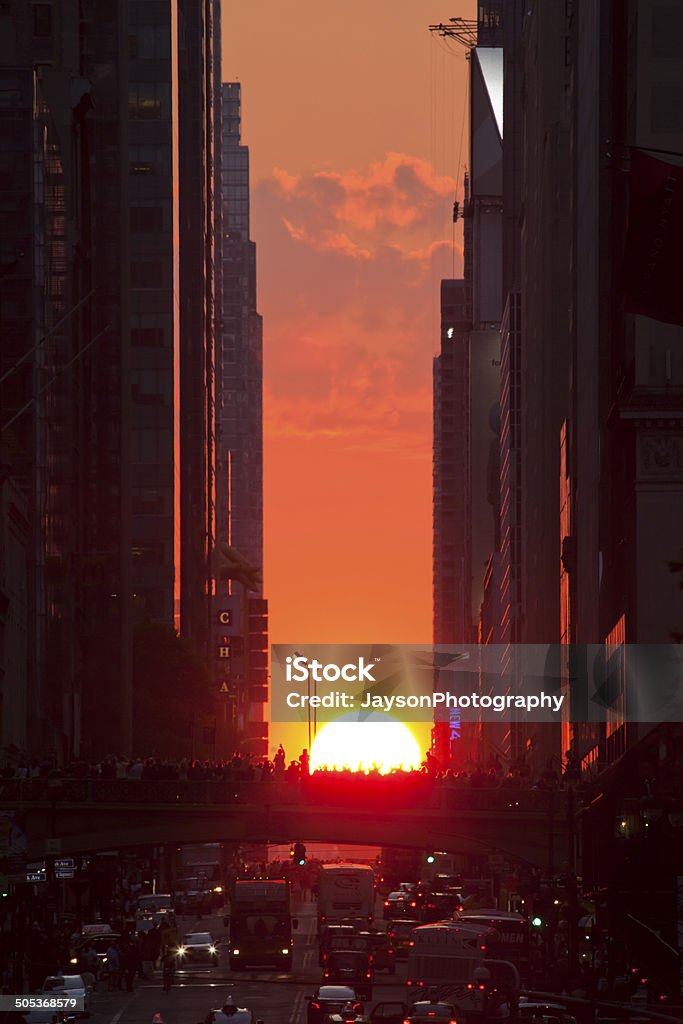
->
xmin=309 ymin=713 xmax=422 ymax=774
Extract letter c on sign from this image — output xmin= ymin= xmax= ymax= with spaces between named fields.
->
xmin=219 ymin=611 xmax=231 ymax=625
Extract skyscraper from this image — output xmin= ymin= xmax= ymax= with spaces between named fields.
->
xmin=215 ymin=83 xmax=269 ymax=755
xmin=0 ymin=0 xmax=220 ymax=759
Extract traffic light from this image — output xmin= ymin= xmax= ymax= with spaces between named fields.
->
xmin=293 ymin=841 xmax=306 ymax=865
xmin=426 ymin=852 xmax=435 ymax=864
xmin=531 ymin=915 xmax=543 ymax=928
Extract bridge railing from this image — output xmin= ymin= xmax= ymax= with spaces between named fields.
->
xmin=0 ymin=777 xmax=570 ymax=814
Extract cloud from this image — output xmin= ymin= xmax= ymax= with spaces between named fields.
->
xmin=252 ymin=153 xmax=463 ymax=456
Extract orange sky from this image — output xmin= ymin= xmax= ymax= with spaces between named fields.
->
xmin=222 ymin=1 xmax=474 ymax=646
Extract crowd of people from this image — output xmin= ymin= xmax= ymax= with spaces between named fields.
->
xmin=1 ymin=747 xmax=579 ymax=791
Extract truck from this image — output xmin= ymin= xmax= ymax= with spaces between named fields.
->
xmin=318 ymin=862 xmax=376 ymax=929
xmin=379 ymin=848 xmax=422 ymax=893
xmin=229 ymin=878 xmax=296 ymax=970
xmin=174 ymin=843 xmax=229 ymax=909
xmin=453 ymin=909 xmax=529 ymax=982
xmin=406 ymin=921 xmax=520 ymax=1020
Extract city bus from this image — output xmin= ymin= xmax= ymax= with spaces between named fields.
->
xmin=229 ymin=878 xmax=297 ymax=970
xmin=406 ymin=921 xmax=520 ymax=1020
xmin=317 ymin=862 xmax=376 ymax=929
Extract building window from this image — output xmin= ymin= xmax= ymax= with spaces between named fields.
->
xmin=131 ymin=542 xmax=164 ymax=566
xmin=128 ymin=82 xmax=170 ymax=120
xmin=131 ymin=326 xmax=164 ymax=347
xmin=33 ymin=3 xmax=52 ymax=36
xmin=130 ymin=206 xmax=163 ymax=232
xmin=130 ymin=260 xmax=163 ymax=289
xmin=128 ymin=25 xmax=170 ymax=60
xmin=131 ymin=489 xmax=165 ymax=515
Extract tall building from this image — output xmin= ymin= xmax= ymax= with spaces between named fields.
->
xmin=215 ymin=83 xmax=269 ymax=755
xmin=178 ymin=0 xmax=220 ymax=653
xmin=0 ymin=0 xmax=220 ymax=759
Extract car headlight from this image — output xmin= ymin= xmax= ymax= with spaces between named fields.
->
xmin=69 ymin=957 xmax=78 ymax=965
xmin=214 ymin=885 xmax=223 ymax=894
xmin=281 ymin=948 xmax=290 ymax=955
xmin=232 ymin=948 xmax=240 ymax=955
xmin=177 ymin=946 xmax=186 ymax=956
xmin=209 ymin=945 xmax=217 ymax=955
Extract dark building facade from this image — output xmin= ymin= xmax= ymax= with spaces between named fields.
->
xmin=0 ymin=0 xmax=222 ymax=759
xmin=214 ymin=82 xmax=268 ymax=755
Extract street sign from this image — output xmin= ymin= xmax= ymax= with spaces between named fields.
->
xmin=55 ymin=857 xmax=74 ymax=870
xmin=55 ymin=869 xmax=74 ymax=879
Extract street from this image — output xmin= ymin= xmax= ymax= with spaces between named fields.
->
xmin=85 ymin=900 xmax=407 ymax=1024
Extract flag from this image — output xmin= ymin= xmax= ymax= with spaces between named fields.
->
xmin=623 ymin=149 xmax=683 ymax=326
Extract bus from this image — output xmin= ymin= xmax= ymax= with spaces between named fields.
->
xmin=229 ymin=878 xmax=296 ymax=970
xmin=453 ymin=909 xmax=529 ymax=981
xmin=317 ymin=863 xmax=376 ymax=929
xmin=406 ymin=921 xmax=520 ymax=1020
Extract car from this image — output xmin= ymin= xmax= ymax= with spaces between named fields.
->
xmin=402 ymin=1001 xmax=460 ymax=1024
xmin=356 ymin=931 xmax=395 ymax=973
xmin=419 ymin=892 xmax=461 ymax=923
xmin=306 ymin=987 xmax=363 ymax=1024
xmin=319 ymin=924 xmax=357 ymax=967
xmin=398 ymin=883 xmax=418 ymax=897
xmin=69 ymin=932 xmax=122 ymax=971
xmin=383 ymin=892 xmax=417 ymax=920
xmin=368 ymin=1003 xmax=407 ymax=1024
xmin=205 ymin=1001 xmax=262 ymax=1024
xmin=385 ymin=919 xmax=420 ymax=961
xmin=177 ymin=930 xmax=219 ymax=968
xmin=518 ymin=1002 xmax=577 ymax=1024
xmin=41 ymin=976 xmax=92 ymax=1016
xmin=0 ymin=1013 xmax=79 ymax=1024
xmin=136 ymin=892 xmax=174 ymax=914
xmin=322 ymin=950 xmax=373 ymax=1000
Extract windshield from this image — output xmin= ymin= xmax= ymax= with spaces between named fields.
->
xmin=232 ymin=914 xmax=289 ymax=938
xmin=186 ymin=933 xmax=212 ymax=944
xmin=138 ymin=895 xmax=173 ymax=909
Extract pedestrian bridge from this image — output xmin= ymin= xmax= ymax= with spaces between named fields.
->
xmin=0 ymin=777 xmax=570 ymax=869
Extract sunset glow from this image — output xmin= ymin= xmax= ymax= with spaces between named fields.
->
xmin=309 ymin=715 xmax=422 ymax=775
xmin=223 ymin=2 xmax=475 ymax=645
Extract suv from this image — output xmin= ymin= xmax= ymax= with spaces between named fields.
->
xmin=322 ymin=950 xmax=373 ymax=1000
xmin=386 ymin=919 xmax=420 ymax=961
xmin=356 ymin=931 xmax=394 ymax=974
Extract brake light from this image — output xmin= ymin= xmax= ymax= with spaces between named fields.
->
xmin=408 ymin=941 xmax=414 ymax=946
xmin=311 ymin=1004 xmax=320 ymax=1011
xmin=323 ymin=970 xmax=330 ymax=978
xmin=366 ymin=971 xmax=372 ymax=978
xmin=449 ymin=1019 xmax=458 ymax=1024
xmin=403 ymin=1019 xmax=411 ymax=1024
xmin=410 ymin=902 xmax=416 ymax=907
xmin=407 ymin=981 xmax=412 ymax=987
xmin=384 ymin=901 xmax=390 ymax=907
xmin=353 ymin=1005 xmax=361 ymax=1013
xmin=466 ymin=984 xmax=474 ymax=990
xmin=478 ymin=984 xmax=486 ymax=991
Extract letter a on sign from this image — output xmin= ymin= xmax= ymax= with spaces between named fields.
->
xmin=219 ymin=682 xmax=230 ymax=693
